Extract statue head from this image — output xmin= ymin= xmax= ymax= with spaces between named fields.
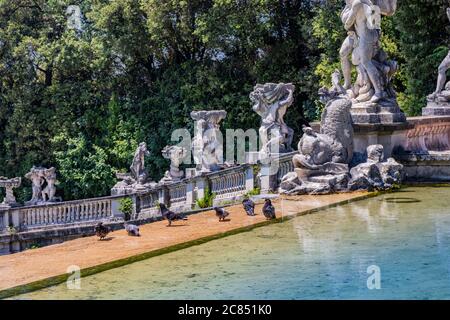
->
xmin=43 ymin=167 xmax=57 ymax=180
xmin=302 ymin=126 xmax=316 ymax=137
xmin=367 ymin=144 xmax=384 ymax=163
xmin=250 ymin=83 xmax=294 ymax=108
xmin=136 ymin=142 xmax=149 ymax=156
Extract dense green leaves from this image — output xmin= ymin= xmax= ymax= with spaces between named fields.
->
xmin=0 ymin=0 xmax=448 ymax=200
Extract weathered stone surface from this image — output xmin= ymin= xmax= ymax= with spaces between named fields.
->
xmin=250 ymin=83 xmax=295 ymax=156
xmin=130 ymin=142 xmax=150 ymax=184
xmin=0 ymin=177 xmax=21 ymax=207
xmin=191 ymin=110 xmax=227 ymax=173
xmin=25 ymin=167 xmax=59 ymax=205
xmin=111 ymin=142 xmax=156 ymax=195
xmin=159 ymin=145 xmax=187 ymax=183
xmin=280 ymin=83 xmax=354 ymax=195
xmin=348 ymin=144 xmax=403 ymax=190
xmin=423 ymin=8 xmax=450 ymax=116
xmin=339 ymin=0 xmax=405 ymax=124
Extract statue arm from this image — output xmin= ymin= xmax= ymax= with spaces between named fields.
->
xmin=280 ymin=88 xmax=294 ymax=107
xmin=253 ymin=102 xmax=267 ymax=117
xmin=343 ymin=2 xmax=362 ymax=31
xmin=447 ymin=8 xmax=450 ymax=23
xmin=373 ymin=0 xmax=397 ymax=16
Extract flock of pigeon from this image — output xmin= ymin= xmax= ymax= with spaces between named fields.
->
xmin=94 ymin=198 xmax=276 ymax=240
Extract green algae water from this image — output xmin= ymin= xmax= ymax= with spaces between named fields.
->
xmin=12 ymin=187 xmax=450 ymax=299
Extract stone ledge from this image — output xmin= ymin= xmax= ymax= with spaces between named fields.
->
xmin=311 ymin=115 xmax=450 ymax=134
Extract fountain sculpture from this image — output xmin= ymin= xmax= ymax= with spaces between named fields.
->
xmin=280 ymin=71 xmax=403 ymax=194
xmin=250 ymin=83 xmax=295 ymax=157
xmin=339 ymin=0 xmax=405 ymax=124
xmin=423 ymin=8 xmax=450 ymax=116
xmin=191 ymin=110 xmax=227 ymax=173
xmin=0 ymin=177 xmax=21 ymax=208
xmin=159 ymin=145 xmax=187 ymax=183
xmin=111 ymin=142 xmax=156 ymax=195
xmin=24 ymin=166 xmax=59 ymax=205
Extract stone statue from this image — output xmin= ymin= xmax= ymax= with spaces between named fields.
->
xmin=191 ymin=110 xmax=227 ymax=173
xmin=111 ymin=142 xmax=156 ymax=195
xmin=423 ymin=8 xmax=450 ymax=116
xmin=159 ymin=145 xmax=187 ymax=183
xmin=25 ymin=166 xmax=59 ymax=205
xmin=0 ymin=177 xmax=21 ymax=208
xmin=41 ymin=167 xmax=57 ymax=202
xmin=348 ymin=144 xmax=403 ymax=190
xmin=250 ymin=83 xmax=295 ymax=156
xmin=130 ymin=142 xmax=149 ymax=185
xmin=280 ymin=79 xmax=354 ymax=194
xmin=339 ymin=0 xmax=405 ymax=124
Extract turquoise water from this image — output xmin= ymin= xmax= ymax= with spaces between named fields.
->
xmin=12 ymin=187 xmax=450 ymax=299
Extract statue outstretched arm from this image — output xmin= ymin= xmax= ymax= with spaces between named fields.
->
xmin=280 ymin=87 xmax=294 ymax=107
xmin=373 ymin=0 xmax=397 ymax=16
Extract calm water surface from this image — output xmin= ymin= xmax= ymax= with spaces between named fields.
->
xmin=13 ymin=187 xmax=450 ymax=299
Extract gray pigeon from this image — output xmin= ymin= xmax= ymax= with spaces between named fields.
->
xmin=214 ymin=207 xmax=230 ymax=221
xmin=124 ymin=223 xmax=140 ymax=237
xmin=262 ymin=199 xmax=276 ymax=220
xmin=159 ymin=203 xmax=188 ymax=226
xmin=242 ymin=198 xmax=255 ymax=216
xmin=94 ymin=222 xmax=110 ymax=240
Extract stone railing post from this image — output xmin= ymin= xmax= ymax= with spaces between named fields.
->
xmin=0 ymin=209 xmax=9 ymax=233
xmin=185 ymin=179 xmax=195 ymax=209
xmin=244 ymin=165 xmax=254 ymax=192
xmin=259 ymin=162 xmax=278 ymax=192
xmin=11 ymin=209 xmax=21 ymax=230
xmin=159 ymin=187 xmax=169 ymax=207
xmin=111 ymin=197 xmax=125 ymax=220
xmin=196 ymin=176 xmax=208 ymax=200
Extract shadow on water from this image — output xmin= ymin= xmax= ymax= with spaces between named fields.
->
xmin=381 ymin=197 xmax=421 ymax=204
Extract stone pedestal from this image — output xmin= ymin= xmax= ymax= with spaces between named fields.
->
xmin=351 ymin=102 xmax=406 ymax=124
xmin=422 ymin=101 xmax=450 ymax=116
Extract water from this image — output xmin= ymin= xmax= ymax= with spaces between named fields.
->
xmin=12 ymin=187 xmax=450 ymax=299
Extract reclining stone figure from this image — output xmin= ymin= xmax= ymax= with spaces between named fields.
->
xmin=348 ymin=144 xmax=403 ymax=191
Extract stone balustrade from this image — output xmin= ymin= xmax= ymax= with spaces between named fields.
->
xmin=276 ymin=152 xmax=297 ymax=183
xmin=208 ymin=165 xmax=253 ymax=204
xmin=0 ymin=195 xmax=128 ymax=233
xmin=133 ymin=164 xmax=254 ymax=215
xmin=135 ymin=190 xmax=160 ymax=219
xmin=167 ymin=182 xmax=188 ymax=210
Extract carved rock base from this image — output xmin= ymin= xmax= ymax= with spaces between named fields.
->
xmin=351 ymin=100 xmax=406 ymax=124
xmin=422 ymin=101 xmax=450 ymax=116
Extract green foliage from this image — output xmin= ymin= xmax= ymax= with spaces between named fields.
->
xmin=52 ymin=133 xmax=115 ymax=200
xmin=394 ymin=0 xmax=449 ymax=115
xmin=119 ymin=197 xmax=134 ymax=221
xmin=245 ymin=188 xmax=261 ymax=198
xmin=196 ymin=188 xmax=216 ymax=209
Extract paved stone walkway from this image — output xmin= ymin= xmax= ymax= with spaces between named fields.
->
xmin=0 ymin=192 xmax=369 ymax=296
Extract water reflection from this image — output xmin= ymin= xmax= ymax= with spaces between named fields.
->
xmin=12 ymin=187 xmax=450 ymax=300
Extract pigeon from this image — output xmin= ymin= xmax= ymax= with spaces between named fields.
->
xmin=159 ymin=203 xmax=188 ymax=226
xmin=214 ymin=207 xmax=230 ymax=221
xmin=124 ymin=223 xmax=140 ymax=237
xmin=94 ymin=222 xmax=110 ymax=240
xmin=242 ymin=198 xmax=255 ymax=216
xmin=262 ymin=199 xmax=276 ymax=220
